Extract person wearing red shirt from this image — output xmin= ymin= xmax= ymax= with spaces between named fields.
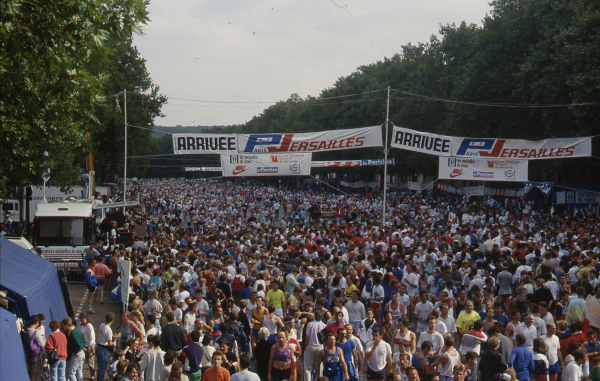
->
xmin=46 ymin=319 xmax=68 ymax=381
xmin=94 ymin=257 xmax=112 ymax=303
xmin=326 ymin=312 xmax=346 ymax=334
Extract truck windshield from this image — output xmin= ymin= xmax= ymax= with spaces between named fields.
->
xmin=35 ymin=218 xmax=92 ymax=246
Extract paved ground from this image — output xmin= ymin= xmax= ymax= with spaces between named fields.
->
xmin=69 ymin=283 xmax=123 ymax=380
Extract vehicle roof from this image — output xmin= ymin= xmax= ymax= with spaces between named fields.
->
xmin=35 ymin=201 xmax=93 ymax=218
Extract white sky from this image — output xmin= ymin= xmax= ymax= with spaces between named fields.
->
xmin=133 ymin=0 xmax=491 ymax=127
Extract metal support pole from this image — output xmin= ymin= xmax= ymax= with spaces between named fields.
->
xmin=382 ymin=86 xmax=390 ymax=225
xmin=123 ymin=89 xmax=127 ymax=213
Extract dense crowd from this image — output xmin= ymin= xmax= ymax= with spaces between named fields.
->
xmin=24 ymin=178 xmax=600 ymax=381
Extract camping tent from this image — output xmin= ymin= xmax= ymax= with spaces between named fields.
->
xmin=0 ymin=237 xmax=68 ymax=332
xmin=0 ymin=307 xmax=30 ymax=381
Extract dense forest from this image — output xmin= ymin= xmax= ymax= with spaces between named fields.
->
xmin=149 ymin=0 xmax=600 ymax=184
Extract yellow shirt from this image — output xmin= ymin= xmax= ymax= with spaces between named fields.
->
xmin=266 ymin=289 xmax=286 ymax=309
xmin=346 ymin=284 xmax=357 ymax=301
xmin=456 ymin=310 xmax=481 ymax=332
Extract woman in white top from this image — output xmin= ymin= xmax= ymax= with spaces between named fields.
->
xmin=262 ymin=303 xmax=284 ymax=345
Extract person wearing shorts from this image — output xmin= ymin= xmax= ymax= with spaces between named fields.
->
xmin=85 ymin=260 xmax=98 ymax=314
xmin=370 ymin=276 xmax=385 ymax=323
xmin=250 ymin=296 xmax=267 ymax=350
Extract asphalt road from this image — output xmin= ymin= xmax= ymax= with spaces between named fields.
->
xmin=69 ymin=283 xmax=123 ymax=380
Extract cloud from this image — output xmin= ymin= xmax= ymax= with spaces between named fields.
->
xmin=133 ymin=0 xmax=490 ymax=126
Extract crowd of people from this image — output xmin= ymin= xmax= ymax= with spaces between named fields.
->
xmin=21 ymin=178 xmax=600 ymax=381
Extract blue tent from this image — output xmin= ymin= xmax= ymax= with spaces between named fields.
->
xmin=0 ymin=308 xmax=30 ymax=381
xmin=0 ymin=237 xmax=68 ymax=332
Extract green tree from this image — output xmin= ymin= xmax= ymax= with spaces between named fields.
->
xmin=91 ymin=38 xmax=166 ymax=182
xmin=0 ymin=0 xmax=149 ymax=195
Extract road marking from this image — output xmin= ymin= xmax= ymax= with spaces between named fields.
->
xmin=77 ymin=289 xmax=88 ymax=314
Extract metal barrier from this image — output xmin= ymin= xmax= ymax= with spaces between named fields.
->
xmin=52 ymin=261 xmax=87 ymax=284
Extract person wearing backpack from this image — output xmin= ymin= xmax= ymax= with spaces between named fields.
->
xmin=25 ymin=315 xmax=46 ymax=381
xmin=46 ymin=319 xmax=68 ymax=381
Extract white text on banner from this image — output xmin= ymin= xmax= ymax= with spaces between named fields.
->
xmin=221 ymin=153 xmax=312 ymax=177
xmin=237 ymin=126 xmax=382 ymax=153
xmin=172 ymin=133 xmax=238 ymax=154
xmin=391 ymin=126 xmax=452 ymax=156
xmin=451 ymin=136 xmax=592 ymax=159
xmin=438 ymin=157 xmax=528 ymax=181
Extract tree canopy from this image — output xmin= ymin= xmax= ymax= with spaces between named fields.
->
xmin=190 ymin=0 xmax=599 ymax=182
xmin=0 ymin=0 xmax=164 ymax=195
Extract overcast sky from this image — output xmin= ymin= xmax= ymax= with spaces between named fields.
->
xmin=133 ymin=0 xmax=491 ymax=127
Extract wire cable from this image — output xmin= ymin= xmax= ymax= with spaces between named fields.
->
xmin=167 ymin=89 xmax=387 ymax=104
xmin=389 ymin=89 xmax=599 ymax=108
xmin=126 ymin=124 xmax=173 ymax=134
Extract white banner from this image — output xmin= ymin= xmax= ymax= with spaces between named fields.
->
xmin=238 ymin=126 xmax=382 ymax=153
xmin=311 ymin=159 xmax=394 ymax=168
xmin=172 ymin=133 xmax=238 ymax=154
xmin=464 ymin=186 xmax=485 ymax=196
xmin=311 ymin=160 xmax=361 ymax=168
xmin=221 ymin=153 xmax=312 ymax=177
xmin=391 ymin=126 xmax=452 ymax=156
xmin=438 ymin=157 xmax=528 ymax=181
xmin=556 ymin=191 xmax=600 ymax=204
xmin=451 ymin=136 xmax=592 ymax=159
xmin=184 ymin=167 xmax=222 ymax=172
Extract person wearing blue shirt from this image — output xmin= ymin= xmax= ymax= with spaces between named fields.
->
xmin=392 ymin=264 xmax=403 ymax=283
xmin=508 ymin=334 xmax=535 ymax=381
xmin=239 ymin=281 xmax=253 ymax=301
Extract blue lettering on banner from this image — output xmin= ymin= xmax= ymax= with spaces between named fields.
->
xmin=473 ymin=172 xmax=494 ymax=178
xmin=244 ymin=134 xmax=285 ymax=153
xmin=360 ymin=159 xmax=395 ymax=166
xmin=455 ymin=138 xmax=506 ymax=157
xmin=257 ymin=167 xmax=278 ymax=173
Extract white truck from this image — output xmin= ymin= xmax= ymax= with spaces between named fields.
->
xmin=32 ymin=174 xmax=137 ymax=264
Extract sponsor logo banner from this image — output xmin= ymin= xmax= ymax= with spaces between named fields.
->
xmin=220 ymin=153 xmax=311 ymax=177
xmin=173 ymin=133 xmax=238 ymax=154
xmin=439 ymin=157 xmax=528 ymax=181
xmin=311 ymin=161 xmax=361 ymax=168
xmin=556 ymin=191 xmax=600 ymax=204
xmin=185 ymin=167 xmax=222 ymax=172
xmin=391 ymin=126 xmax=452 ymax=156
xmin=238 ymin=126 xmax=382 ymax=153
xmin=451 ymin=137 xmax=592 ymax=159
xmin=311 ymin=159 xmax=394 ymax=167
xmin=361 ymin=159 xmax=395 ymax=166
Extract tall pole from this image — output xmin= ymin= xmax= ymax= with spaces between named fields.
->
xmin=123 ymin=89 xmax=127 ymax=213
xmin=382 ymin=86 xmax=390 ymax=225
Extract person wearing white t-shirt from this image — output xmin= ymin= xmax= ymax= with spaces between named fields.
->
xmin=514 ymin=315 xmax=538 ymax=354
xmin=304 ymin=311 xmax=327 ymax=381
xmin=364 ymin=329 xmax=392 ymax=381
xmin=416 ymin=318 xmax=444 ymax=355
xmin=564 ymin=350 xmax=586 ymax=381
xmin=541 ymin=323 xmax=562 ymax=381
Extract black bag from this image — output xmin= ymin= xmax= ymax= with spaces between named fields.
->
xmin=47 ymin=336 xmax=59 ymax=364
xmin=317 ymin=327 xmax=329 ymax=345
